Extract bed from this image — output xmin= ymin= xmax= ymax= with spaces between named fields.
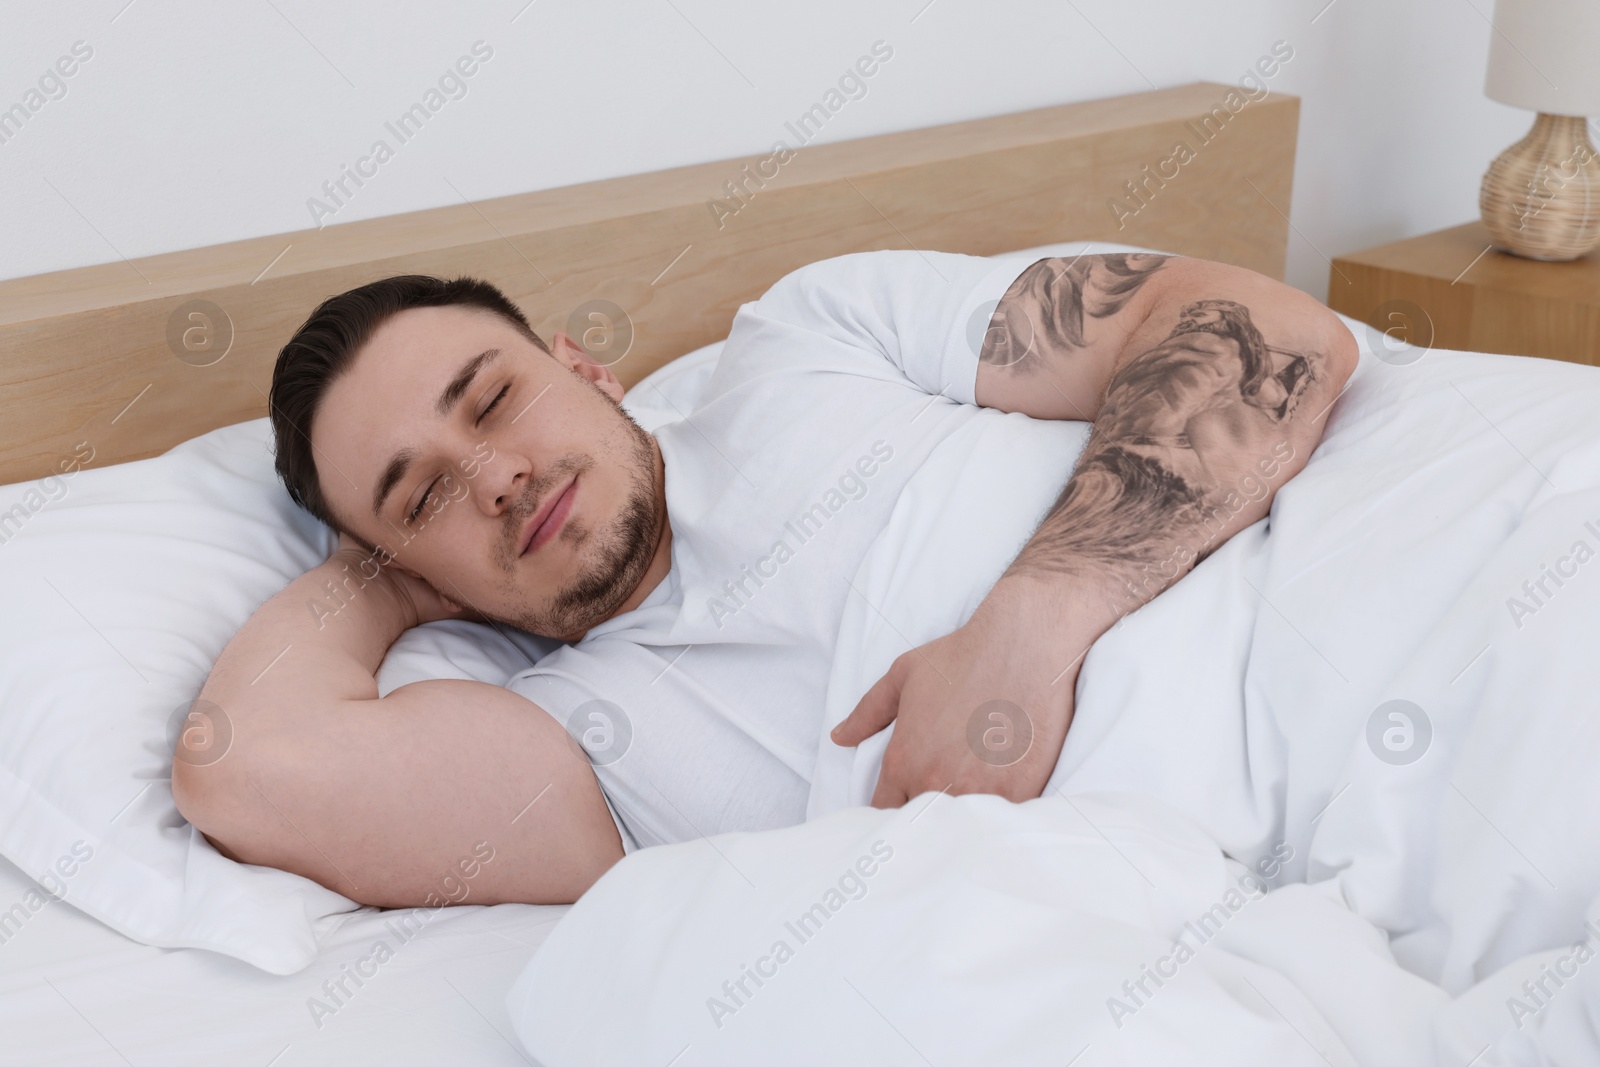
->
xmin=6 ymin=80 xmax=1594 ymax=1065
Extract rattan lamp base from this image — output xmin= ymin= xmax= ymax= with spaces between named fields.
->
xmin=1479 ymin=112 xmax=1600 ymax=261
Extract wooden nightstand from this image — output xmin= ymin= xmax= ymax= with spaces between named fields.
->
xmin=1328 ymin=220 xmax=1600 ymax=366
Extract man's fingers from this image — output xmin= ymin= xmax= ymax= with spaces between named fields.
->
xmin=830 ymin=662 xmax=905 ymax=747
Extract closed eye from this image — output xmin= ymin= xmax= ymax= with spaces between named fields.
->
xmin=408 ymin=482 xmax=435 ymax=523
xmin=478 ymin=385 xmax=509 ymax=425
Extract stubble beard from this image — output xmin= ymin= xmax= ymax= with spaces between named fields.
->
xmin=500 ymin=393 xmax=664 ymax=640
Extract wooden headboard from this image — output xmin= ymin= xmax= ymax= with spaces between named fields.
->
xmin=0 ymin=81 xmax=1297 ymax=486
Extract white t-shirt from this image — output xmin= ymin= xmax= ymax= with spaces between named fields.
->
xmin=506 ymin=249 xmax=1059 ymax=852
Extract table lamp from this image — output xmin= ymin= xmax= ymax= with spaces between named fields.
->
xmin=1480 ymin=0 xmax=1600 ymax=260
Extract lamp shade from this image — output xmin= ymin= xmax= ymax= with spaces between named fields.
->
xmin=1485 ymin=0 xmax=1600 ymax=115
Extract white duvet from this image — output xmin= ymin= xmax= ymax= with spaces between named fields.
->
xmin=508 ymin=317 xmax=1600 ymax=1065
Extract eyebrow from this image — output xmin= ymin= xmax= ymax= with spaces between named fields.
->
xmin=369 ymin=347 xmax=501 ymax=518
xmin=436 ymin=348 xmax=500 ymax=417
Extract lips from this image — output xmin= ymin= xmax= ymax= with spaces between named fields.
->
xmin=518 ymin=476 xmax=577 ymax=557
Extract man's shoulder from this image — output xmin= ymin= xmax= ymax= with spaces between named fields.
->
xmin=502 ymin=633 xmax=656 ymax=702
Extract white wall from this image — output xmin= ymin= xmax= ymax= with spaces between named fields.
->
xmin=0 ymin=0 xmax=1535 ymax=302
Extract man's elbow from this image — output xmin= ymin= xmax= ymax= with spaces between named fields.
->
xmin=170 ymin=743 xmax=248 ymax=858
xmin=1279 ymin=302 xmax=1358 ymax=435
xmin=1318 ymin=305 xmax=1360 ymax=392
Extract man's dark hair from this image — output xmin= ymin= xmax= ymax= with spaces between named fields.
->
xmin=269 ymin=274 xmax=549 ymax=536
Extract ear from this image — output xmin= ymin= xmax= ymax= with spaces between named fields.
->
xmin=550 ymin=330 xmax=624 ymax=403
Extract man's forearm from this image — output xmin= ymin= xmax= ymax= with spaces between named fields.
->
xmin=196 ymin=549 xmax=417 ymax=724
xmin=986 ymin=257 xmax=1357 ymax=638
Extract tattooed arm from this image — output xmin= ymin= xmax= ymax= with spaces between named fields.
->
xmin=980 ymin=252 xmax=1354 ymax=598
xmin=833 ymin=253 xmax=1358 ymax=806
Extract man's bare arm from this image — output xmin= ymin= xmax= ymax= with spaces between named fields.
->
xmin=171 ymin=541 xmax=622 ymax=908
xmin=834 ymin=254 xmax=1357 ymax=806
xmin=980 ymin=252 xmax=1357 ymax=613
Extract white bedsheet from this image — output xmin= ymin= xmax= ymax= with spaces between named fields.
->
xmin=0 ymin=846 xmax=568 ymax=1065
xmin=509 ymin=318 xmax=1600 ymax=1064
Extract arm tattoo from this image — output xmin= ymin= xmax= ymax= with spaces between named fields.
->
xmin=981 ymin=253 xmax=1168 ymax=371
xmin=1005 ymin=296 xmax=1326 ymax=588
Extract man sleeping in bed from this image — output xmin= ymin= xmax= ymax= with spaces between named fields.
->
xmin=171 ymin=248 xmax=1357 ymax=909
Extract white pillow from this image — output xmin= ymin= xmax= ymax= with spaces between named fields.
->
xmin=0 ymin=339 xmax=722 ymax=974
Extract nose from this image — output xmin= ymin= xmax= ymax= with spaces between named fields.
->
xmin=472 ymin=446 xmax=532 ymax=518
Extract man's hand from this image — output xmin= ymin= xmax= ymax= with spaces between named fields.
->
xmin=830 ymin=577 xmax=1092 ymax=807
xmin=330 ymin=532 xmax=482 ymax=627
